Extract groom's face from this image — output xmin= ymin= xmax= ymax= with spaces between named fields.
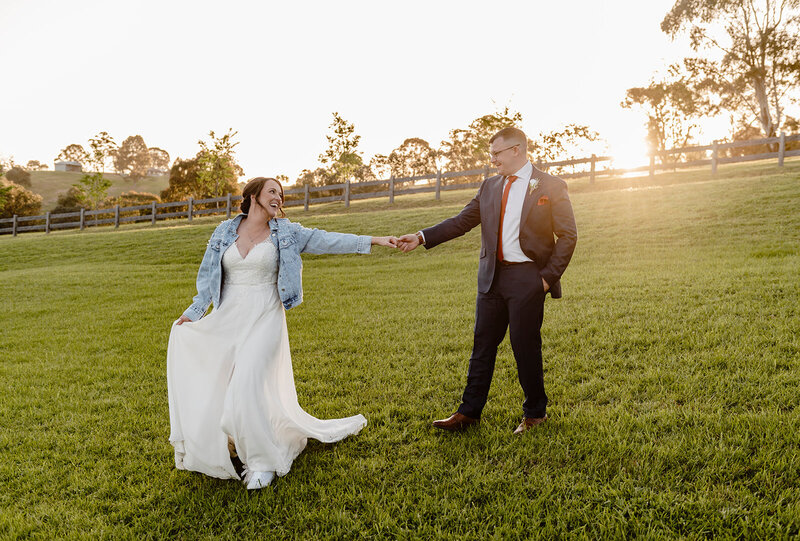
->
xmin=490 ymin=137 xmax=525 ymax=177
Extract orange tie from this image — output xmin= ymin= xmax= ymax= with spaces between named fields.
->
xmin=497 ymin=175 xmax=518 ymax=262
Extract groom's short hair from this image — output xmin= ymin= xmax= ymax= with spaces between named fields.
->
xmin=490 ymin=127 xmax=527 ymax=149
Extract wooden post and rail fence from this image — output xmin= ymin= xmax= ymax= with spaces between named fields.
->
xmin=2 ymin=133 xmax=799 ymax=237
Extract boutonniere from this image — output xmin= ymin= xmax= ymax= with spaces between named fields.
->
xmin=528 ymin=178 xmax=540 ymax=196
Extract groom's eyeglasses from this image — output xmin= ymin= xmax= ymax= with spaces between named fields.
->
xmin=489 ymin=144 xmax=519 ymax=159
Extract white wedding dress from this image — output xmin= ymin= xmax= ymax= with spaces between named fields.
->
xmin=167 ymin=238 xmax=367 ymax=480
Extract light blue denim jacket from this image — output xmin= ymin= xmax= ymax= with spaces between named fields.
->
xmin=183 ymin=214 xmax=372 ymax=321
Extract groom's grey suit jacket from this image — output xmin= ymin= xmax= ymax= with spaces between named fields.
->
xmin=422 ymin=165 xmax=577 ymax=298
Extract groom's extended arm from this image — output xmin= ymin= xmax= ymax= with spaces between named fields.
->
xmin=398 ymin=184 xmax=484 ymax=252
xmin=421 ymin=195 xmax=481 ymax=249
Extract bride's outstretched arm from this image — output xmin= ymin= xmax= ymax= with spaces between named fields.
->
xmin=291 ymin=221 xmax=396 ymax=254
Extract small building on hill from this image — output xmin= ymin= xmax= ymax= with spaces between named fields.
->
xmin=54 ymin=161 xmax=82 ymax=172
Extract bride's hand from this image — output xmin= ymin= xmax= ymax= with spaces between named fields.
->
xmin=175 ymin=315 xmax=191 ymax=325
xmin=371 ymin=236 xmax=399 ymax=248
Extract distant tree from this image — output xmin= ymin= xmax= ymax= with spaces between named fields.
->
xmin=784 ymin=116 xmax=800 ymax=150
xmin=72 ymin=173 xmax=112 ymax=210
xmin=161 ymin=146 xmax=240 ymax=204
xmin=368 ymin=154 xmax=391 ymax=180
xmin=0 ymin=184 xmax=11 ymax=211
xmin=439 ymin=128 xmax=482 ymax=174
xmin=114 ymin=135 xmax=151 ymax=182
xmin=332 ymin=152 xmax=365 ymax=183
xmin=295 ymin=167 xmax=331 ymax=188
xmin=529 ymin=124 xmax=607 ymax=174
xmin=388 ymin=138 xmax=438 ymax=178
xmin=439 ymin=107 xmax=525 ymax=177
xmin=622 ymin=64 xmax=710 ymax=161
xmin=353 ymin=163 xmax=377 ymax=182
xmin=6 ymin=166 xmax=32 ymax=187
xmin=0 ymin=156 xmax=11 ymax=176
xmin=319 ymin=112 xmax=364 ymax=184
xmin=52 ymin=186 xmax=90 ymax=215
xmin=148 ymin=147 xmax=170 ymax=173
xmin=160 ymin=157 xmax=203 ymax=201
xmin=785 ymin=116 xmax=800 ymax=135
xmin=57 ymin=144 xmax=88 ymax=166
xmin=467 ymin=107 xmax=525 ymax=162
xmin=0 ymin=178 xmax=42 ymax=218
xmin=661 ymin=0 xmax=800 ymax=137
xmin=724 ymin=123 xmax=772 ymax=156
xmin=196 ymin=129 xmax=244 ymax=199
xmin=25 ymin=160 xmax=47 ymax=171
xmin=71 ymin=132 xmax=117 ymax=209
xmin=87 ymin=131 xmax=117 ymax=173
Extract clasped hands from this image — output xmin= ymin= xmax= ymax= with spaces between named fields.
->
xmin=371 ymin=234 xmax=420 ymax=251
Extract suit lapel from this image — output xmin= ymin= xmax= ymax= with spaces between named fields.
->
xmin=492 ymin=175 xmax=504 ymax=230
xmin=520 ymin=166 xmax=546 ymax=225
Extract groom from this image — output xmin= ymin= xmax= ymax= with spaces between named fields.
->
xmin=397 ymin=127 xmax=577 ymax=434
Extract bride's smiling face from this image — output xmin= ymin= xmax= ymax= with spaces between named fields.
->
xmin=253 ymin=180 xmax=283 ymax=218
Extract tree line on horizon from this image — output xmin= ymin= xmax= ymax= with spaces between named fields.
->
xmin=289 ymin=109 xmax=606 ymax=194
xmin=0 ymin=110 xmax=606 ymax=220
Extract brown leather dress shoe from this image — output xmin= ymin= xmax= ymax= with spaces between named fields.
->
xmin=513 ymin=414 xmax=547 ymax=435
xmin=432 ymin=412 xmax=479 ymax=432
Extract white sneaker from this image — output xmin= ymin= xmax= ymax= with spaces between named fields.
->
xmin=245 ymin=471 xmax=275 ymax=490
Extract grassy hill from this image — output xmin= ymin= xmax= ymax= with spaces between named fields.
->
xmin=1 ymin=161 xmax=799 ymax=537
xmin=24 ymin=170 xmax=170 ymax=210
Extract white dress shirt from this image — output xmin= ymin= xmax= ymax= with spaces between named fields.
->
xmin=499 ymin=161 xmax=534 ymax=262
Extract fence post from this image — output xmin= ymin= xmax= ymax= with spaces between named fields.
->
xmin=435 ymin=169 xmax=442 ymax=200
xmin=590 ymin=154 xmax=596 ymax=184
xmin=114 ymin=205 xmax=120 ymax=228
xmin=304 ymin=184 xmax=310 ymax=211
xmin=711 ymin=142 xmax=719 ymax=175
xmin=12 ymin=214 xmax=17 ymax=237
xmin=344 ymin=180 xmax=350 ymax=208
xmin=80 ymin=208 xmax=85 ymax=231
xmin=151 ymin=201 xmax=157 ymax=225
xmin=389 ymin=176 xmax=395 ymax=204
xmin=187 ymin=197 xmax=193 ymax=222
xmin=45 ymin=212 xmax=51 ymax=234
xmin=483 ymin=165 xmax=489 ymax=180
xmin=779 ymin=132 xmax=786 ymax=167
xmin=649 ymin=154 xmax=655 ymax=177
xmin=226 ymin=193 xmax=232 ymax=218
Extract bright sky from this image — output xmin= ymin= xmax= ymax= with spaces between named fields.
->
xmin=0 ymin=0 xmax=700 ymax=181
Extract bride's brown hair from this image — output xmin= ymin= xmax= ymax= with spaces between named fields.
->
xmin=240 ymin=177 xmax=285 ymax=218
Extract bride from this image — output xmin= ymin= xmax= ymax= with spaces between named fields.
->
xmin=167 ymin=177 xmax=397 ymax=489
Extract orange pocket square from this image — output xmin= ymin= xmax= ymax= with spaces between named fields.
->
xmin=537 ymin=195 xmax=549 ymax=205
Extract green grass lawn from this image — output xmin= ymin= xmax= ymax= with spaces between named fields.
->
xmin=25 ymin=170 xmax=169 ymax=211
xmin=1 ymin=160 xmax=799 ymax=538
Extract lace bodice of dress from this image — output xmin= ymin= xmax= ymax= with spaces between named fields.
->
xmin=222 ymin=240 xmax=278 ymax=286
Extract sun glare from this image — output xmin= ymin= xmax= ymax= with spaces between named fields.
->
xmin=608 ymin=140 xmax=651 ymax=171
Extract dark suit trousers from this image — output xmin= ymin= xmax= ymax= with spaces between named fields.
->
xmin=457 ymin=262 xmax=547 ymax=419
